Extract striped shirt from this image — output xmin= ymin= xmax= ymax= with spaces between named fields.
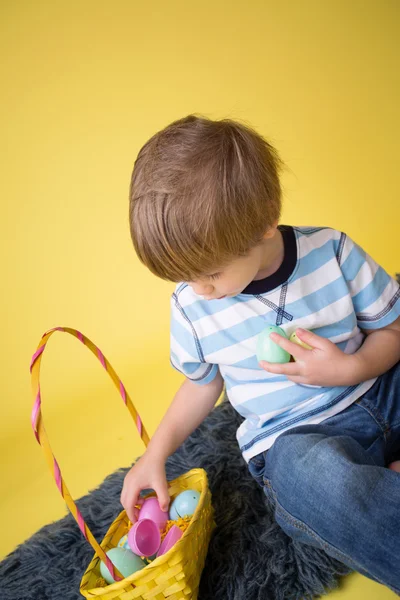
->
xmin=170 ymin=226 xmax=400 ymax=462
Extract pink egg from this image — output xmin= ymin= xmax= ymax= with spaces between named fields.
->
xmin=156 ymin=525 xmax=183 ymax=557
xmin=128 ymin=519 xmax=161 ymax=557
xmin=138 ymin=497 xmax=169 ymax=531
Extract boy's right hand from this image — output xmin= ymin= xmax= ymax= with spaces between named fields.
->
xmin=120 ymin=452 xmax=170 ymax=522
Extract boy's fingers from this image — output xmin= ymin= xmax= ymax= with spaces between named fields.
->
xmin=287 ymin=375 xmax=308 ymax=384
xmin=269 ymin=333 xmax=307 ymax=360
xmin=295 ymin=328 xmax=326 ymax=350
xmin=123 ymin=488 xmax=140 ymax=523
xmin=126 ymin=503 xmax=138 ymax=523
xmin=259 ymin=361 xmax=302 ymax=376
xmin=154 ymin=481 xmax=170 ymax=513
xmin=120 ymin=483 xmax=128 ymax=508
xmin=128 ymin=501 xmax=143 ymax=524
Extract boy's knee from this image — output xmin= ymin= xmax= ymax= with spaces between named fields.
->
xmin=270 ymin=429 xmax=329 ymax=480
xmin=267 ymin=431 xmax=324 ymax=502
xmin=269 ymin=432 xmax=356 ymax=511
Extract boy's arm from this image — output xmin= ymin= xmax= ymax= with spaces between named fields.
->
xmin=146 ymin=370 xmax=224 ymax=461
xmin=351 ymin=316 xmax=400 ymax=382
xmin=121 ymin=370 xmax=224 ymax=519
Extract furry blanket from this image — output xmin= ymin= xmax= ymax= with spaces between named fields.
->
xmin=1 ymin=399 xmax=350 ymax=600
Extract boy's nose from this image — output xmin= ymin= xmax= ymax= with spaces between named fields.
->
xmin=190 ymin=283 xmax=214 ymax=296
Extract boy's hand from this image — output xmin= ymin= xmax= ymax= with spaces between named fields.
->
xmin=120 ymin=451 xmax=170 ymax=522
xmin=259 ymin=328 xmax=359 ymax=387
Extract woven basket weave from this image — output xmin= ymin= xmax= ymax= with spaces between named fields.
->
xmin=30 ymin=327 xmax=215 ymax=600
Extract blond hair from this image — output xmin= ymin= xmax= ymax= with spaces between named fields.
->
xmin=129 ymin=114 xmax=284 ymax=282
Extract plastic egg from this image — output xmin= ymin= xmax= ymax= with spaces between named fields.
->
xmin=169 ymin=490 xmax=200 ymax=520
xmin=117 ymin=534 xmax=130 ymax=550
xmin=156 ymin=525 xmax=183 ymax=557
xmin=138 ymin=496 xmax=169 ymax=531
xmin=256 ymin=325 xmax=290 ymax=364
xmin=99 ymin=547 xmax=145 ymax=584
xmin=289 ymin=331 xmax=312 ymax=361
xmin=289 ymin=331 xmax=320 ymax=388
xmin=128 ymin=518 xmax=161 ymax=557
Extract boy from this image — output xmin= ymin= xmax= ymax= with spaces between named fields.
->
xmin=121 ymin=115 xmax=400 ymax=593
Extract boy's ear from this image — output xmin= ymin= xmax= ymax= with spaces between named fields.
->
xmin=262 ymin=221 xmax=279 ymax=240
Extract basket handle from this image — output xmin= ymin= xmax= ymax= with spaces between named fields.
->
xmin=30 ymin=327 xmax=151 ymax=582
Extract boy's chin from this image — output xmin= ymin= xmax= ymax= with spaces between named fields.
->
xmin=202 ymin=288 xmax=244 ymax=300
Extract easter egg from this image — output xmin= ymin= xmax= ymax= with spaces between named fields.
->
xmin=138 ymin=497 xmax=169 ymax=531
xmin=169 ymin=490 xmax=200 ymax=520
xmin=256 ymin=325 xmax=290 ymax=364
xmin=117 ymin=534 xmax=130 ymax=550
xmin=289 ymin=331 xmax=320 ymax=388
xmin=100 ymin=548 xmax=145 ymax=585
xmin=289 ymin=331 xmax=312 ymax=361
xmin=127 ymin=518 xmax=161 ymax=557
xmin=156 ymin=525 xmax=183 ymax=557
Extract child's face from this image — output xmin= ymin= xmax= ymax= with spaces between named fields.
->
xmin=188 ymin=228 xmax=281 ymax=300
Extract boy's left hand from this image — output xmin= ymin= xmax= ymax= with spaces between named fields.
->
xmin=259 ymin=328 xmax=359 ymax=387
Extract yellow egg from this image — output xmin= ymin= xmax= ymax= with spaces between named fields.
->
xmin=289 ymin=331 xmax=312 ymax=361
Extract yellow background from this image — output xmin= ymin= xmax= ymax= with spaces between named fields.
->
xmin=1 ymin=1 xmax=399 ymax=598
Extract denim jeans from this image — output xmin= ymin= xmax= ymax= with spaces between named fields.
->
xmin=248 ymin=362 xmax=400 ymax=595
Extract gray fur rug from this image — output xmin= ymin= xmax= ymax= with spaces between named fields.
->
xmin=1 ymin=399 xmax=350 ymax=600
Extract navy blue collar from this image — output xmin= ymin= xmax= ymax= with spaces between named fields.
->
xmin=240 ymin=225 xmax=297 ymax=295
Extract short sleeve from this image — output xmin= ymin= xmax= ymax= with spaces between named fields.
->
xmin=338 ymin=233 xmax=400 ymax=330
xmin=170 ymin=293 xmax=219 ymax=385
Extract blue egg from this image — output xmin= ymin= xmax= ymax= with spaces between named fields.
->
xmin=256 ymin=325 xmax=290 ymax=364
xmin=117 ymin=534 xmax=130 ymax=550
xmin=169 ymin=490 xmax=200 ymax=520
xmin=100 ymin=548 xmax=145 ymax=585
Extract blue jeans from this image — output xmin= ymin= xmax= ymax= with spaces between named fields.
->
xmin=248 ymin=362 xmax=400 ymax=595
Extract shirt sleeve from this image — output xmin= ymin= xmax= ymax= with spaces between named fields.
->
xmin=170 ymin=293 xmax=219 ymax=385
xmin=338 ymin=233 xmax=400 ymax=330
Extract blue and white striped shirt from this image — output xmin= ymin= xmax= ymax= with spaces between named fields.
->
xmin=170 ymin=226 xmax=400 ymax=462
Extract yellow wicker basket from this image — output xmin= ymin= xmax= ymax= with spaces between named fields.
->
xmin=30 ymin=327 xmax=216 ymax=600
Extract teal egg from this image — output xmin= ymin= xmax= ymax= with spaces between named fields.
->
xmin=100 ymin=548 xmax=145 ymax=585
xmin=169 ymin=490 xmax=200 ymax=520
xmin=256 ymin=325 xmax=291 ymax=364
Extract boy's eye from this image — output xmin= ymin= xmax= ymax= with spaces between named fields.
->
xmin=208 ymin=273 xmax=221 ymax=281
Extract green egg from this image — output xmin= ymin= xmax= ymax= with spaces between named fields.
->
xmin=100 ymin=548 xmax=145 ymax=585
xmin=256 ymin=325 xmax=291 ymax=364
